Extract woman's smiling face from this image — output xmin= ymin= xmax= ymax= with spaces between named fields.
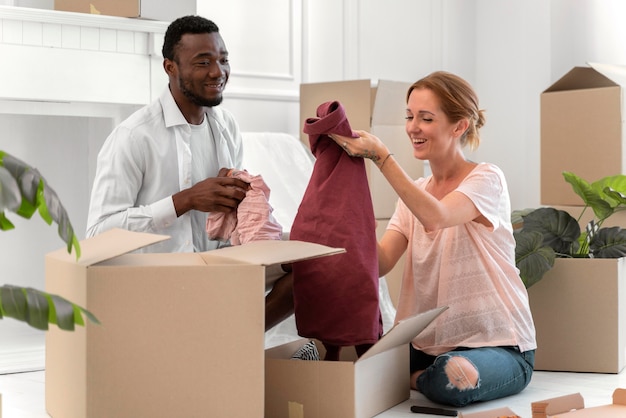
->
xmin=405 ymin=87 xmax=458 ymax=161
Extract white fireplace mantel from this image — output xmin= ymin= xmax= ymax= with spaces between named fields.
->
xmin=0 ymin=5 xmax=169 ymax=117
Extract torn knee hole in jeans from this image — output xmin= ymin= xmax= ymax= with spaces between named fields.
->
xmin=444 ymin=356 xmax=479 ymax=391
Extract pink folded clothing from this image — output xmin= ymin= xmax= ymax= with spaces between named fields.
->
xmin=290 ymin=100 xmax=382 ymax=346
xmin=206 ymin=169 xmax=283 ymax=245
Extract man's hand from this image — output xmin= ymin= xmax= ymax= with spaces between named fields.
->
xmin=173 ymin=169 xmax=249 ymax=217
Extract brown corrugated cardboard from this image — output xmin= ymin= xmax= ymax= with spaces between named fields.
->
xmin=300 ymin=79 xmax=423 ymax=219
xmin=541 ymin=62 xmax=626 ymax=206
xmin=265 ymin=306 xmax=447 ymax=418
xmin=459 ymin=407 xmax=520 ymax=417
xmin=527 ymin=205 xmax=626 ymax=373
xmin=54 ymin=0 xmax=195 ymax=21
xmin=531 ymin=389 xmax=626 ymax=417
xmin=45 ymin=228 xmax=344 ymax=418
xmin=527 ymin=256 xmax=626 ymax=373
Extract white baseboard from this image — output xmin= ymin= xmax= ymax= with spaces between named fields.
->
xmin=0 ymin=346 xmax=45 ymax=374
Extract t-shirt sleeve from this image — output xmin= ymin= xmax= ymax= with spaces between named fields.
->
xmin=456 ymin=163 xmax=505 ymax=230
xmin=387 ymin=177 xmax=428 ymax=238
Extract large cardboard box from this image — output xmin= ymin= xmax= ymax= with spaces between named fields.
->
xmin=300 ymin=79 xmax=424 ymax=219
xmin=45 ymin=228 xmax=343 ymax=418
xmin=54 ymin=0 xmax=195 ymax=21
xmin=541 ymin=62 xmax=626 ymax=206
xmin=527 ymin=205 xmax=626 ymax=373
xmin=527 ymin=256 xmax=626 ymax=373
xmin=531 ymin=389 xmax=626 ymax=417
xmin=265 ymin=306 xmax=447 ymax=418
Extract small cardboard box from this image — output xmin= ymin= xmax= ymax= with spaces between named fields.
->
xmin=265 ymin=306 xmax=447 ymax=418
xmin=45 ymin=228 xmax=343 ymax=418
xmin=541 ymin=62 xmax=626 ymax=206
xmin=300 ymin=79 xmax=424 ymax=219
xmin=527 ymin=256 xmax=626 ymax=373
xmin=531 ymin=389 xmax=626 ymax=417
xmin=459 ymin=407 xmax=520 ymax=417
xmin=54 ymin=0 xmax=195 ymax=21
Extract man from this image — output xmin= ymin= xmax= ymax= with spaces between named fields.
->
xmin=86 ymin=15 xmax=293 ymax=330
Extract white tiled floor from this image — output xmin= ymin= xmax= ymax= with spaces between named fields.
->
xmin=1 ymin=368 xmax=625 ymax=417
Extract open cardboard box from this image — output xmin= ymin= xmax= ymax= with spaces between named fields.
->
xmin=265 ymin=306 xmax=447 ymax=418
xmin=527 ymin=206 xmax=626 ymax=373
xmin=541 ymin=62 xmax=626 ymax=206
xmin=45 ymin=228 xmax=344 ymax=418
xmin=54 ymin=0 xmax=195 ymax=20
xmin=531 ymin=389 xmax=626 ymax=417
xmin=300 ymin=79 xmax=423 ymax=219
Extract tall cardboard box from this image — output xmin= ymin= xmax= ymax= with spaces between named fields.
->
xmin=54 ymin=0 xmax=195 ymax=21
xmin=300 ymin=79 xmax=423 ymax=219
xmin=541 ymin=62 xmax=626 ymax=206
xmin=527 ymin=257 xmax=626 ymax=373
xmin=265 ymin=306 xmax=447 ymax=418
xmin=45 ymin=228 xmax=343 ymax=418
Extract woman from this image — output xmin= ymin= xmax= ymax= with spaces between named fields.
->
xmin=331 ymin=71 xmax=536 ymax=407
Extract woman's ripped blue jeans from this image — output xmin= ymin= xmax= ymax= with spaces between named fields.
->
xmin=410 ymin=345 xmax=535 ymax=407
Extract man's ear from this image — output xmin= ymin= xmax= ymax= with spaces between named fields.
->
xmin=163 ymin=58 xmax=176 ymax=77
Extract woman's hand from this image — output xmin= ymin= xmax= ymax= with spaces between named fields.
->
xmin=330 ymin=130 xmax=391 ymax=167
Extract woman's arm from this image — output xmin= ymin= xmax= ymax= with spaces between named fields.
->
xmin=331 ymin=131 xmax=480 ymax=232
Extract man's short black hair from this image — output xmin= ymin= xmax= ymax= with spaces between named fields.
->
xmin=162 ymin=15 xmax=220 ymax=61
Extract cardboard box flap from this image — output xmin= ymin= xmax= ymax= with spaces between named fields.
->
xmin=371 ymin=80 xmax=412 ymax=126
xmin=358 ymin=306 xmax=447 ymax=361
xmin=614 ymin=388 xmax=626 ymax=405
xmin=588 ymin=62 xmax=626 ymax=88
xmin=544 ymin=66 xmax=617 ymax=93
xmin=208 ymin=239 xmax=345 ymax=266
xmin=531 ymin=390 xmax=626 ymax=417
xmin=531 ymin=392 xmax=585 ymax=416
xmin=47 ymin=228 xmax=169 ymax=266
xmin=458 ymin=406 xmax=519 ymax=417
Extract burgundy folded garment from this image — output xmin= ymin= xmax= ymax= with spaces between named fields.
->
xmin=290 ymin=101 xmax=382 ymax=346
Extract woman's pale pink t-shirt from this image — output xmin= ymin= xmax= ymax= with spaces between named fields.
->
xmin=388 ymin=163 xmax=536 ymax=355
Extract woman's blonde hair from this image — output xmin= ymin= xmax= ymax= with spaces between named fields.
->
xmin=407 ymin=71 xmax=485 ymax=151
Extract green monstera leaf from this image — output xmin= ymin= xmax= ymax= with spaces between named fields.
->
xmin=514 ymin=229 xmax=556 ymax=288
xmin=521 ymin=207 xmax=580 ymax=256
xmin=589 ymin=226 xmax=626 ymax=259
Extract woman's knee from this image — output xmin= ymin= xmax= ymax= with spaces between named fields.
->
xmin=443 ymin=356 xmax=479 ymax=391
xmin=417 ymin=354 xmax=480 ymax=407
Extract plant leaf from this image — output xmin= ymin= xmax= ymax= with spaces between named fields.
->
xmin=0 ymin=166 xmax=21 ymax=213
xmin=0 ymin=152 xmax=81 ymax=258
xmin=0 ymin=285 xmax=99 ymax=331
xmin=0 ymin=285 xmax=27 ymax=322
xmin=24 ymin=287 xmax=50 ymax=330
xmin=590 ymin=226 xmax=626 ymax=258
xmin=521 ymin=207 xmax=580 ymax=255
xmin=511 ymin=208 xmax=535 ymax=231
xmin=514 ymin=229 xmax=556 ymax=288
xmin=563 ymin=171 xmax=613 ymax=221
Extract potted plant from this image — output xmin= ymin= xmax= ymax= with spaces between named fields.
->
xmin=0 ymin=151 xmax=98 ymax=330
xmin=512 ymin=171 xmax=626 ymax=288
xmin=513 ymin=170 xmax=626 ymax=373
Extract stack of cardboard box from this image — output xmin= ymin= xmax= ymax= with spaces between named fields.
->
xmin=529 ymin=63 xmax=626 ymax=373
